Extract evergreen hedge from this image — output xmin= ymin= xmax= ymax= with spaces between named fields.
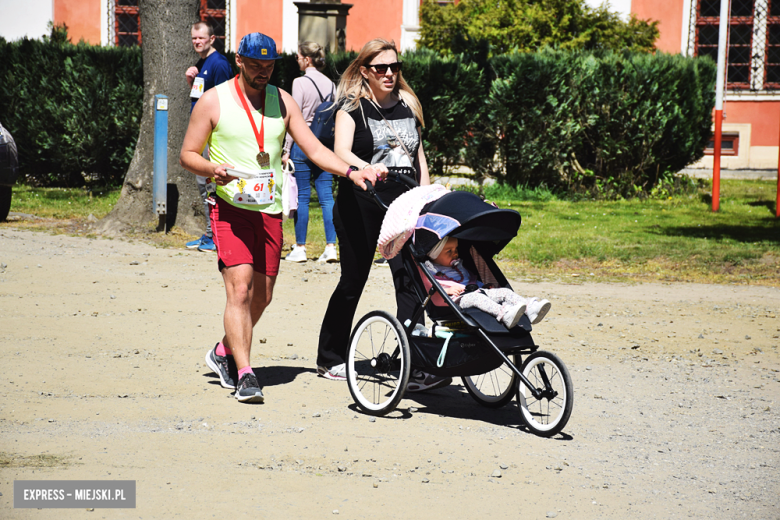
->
xmin=0 ymin=35 xmax=715 ymax=197
xmin=0 ymin=35 xmax=143 ymax=186
xmin=484 ymin=49 xmax=716 ymax=197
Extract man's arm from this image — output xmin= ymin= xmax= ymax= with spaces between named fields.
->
xmin=179 ymin=88 xmax=236 ymax=186
xmin=185 ymin=66 xmax=199 ymax=87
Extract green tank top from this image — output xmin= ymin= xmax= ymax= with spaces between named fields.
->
xmin=209 ymin=79 xmax=286 ymax=213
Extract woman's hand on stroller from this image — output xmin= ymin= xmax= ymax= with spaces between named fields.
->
xmin=351 ymin=163 xmax=388 ymax=191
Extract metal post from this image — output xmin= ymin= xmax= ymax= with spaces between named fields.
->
xmin=776 ymin=113 xmax=780 ymax=217
xmin=712 ymin=0 xmax=729 ymax=212
xmin=153 ymin=95 xmax=168 ymax=229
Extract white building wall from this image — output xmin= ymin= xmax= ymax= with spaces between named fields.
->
xmin=583 ymin=0 xmax=633 ymax=19
xmin=0 ymin=0 xmax=54 ymax=41
xmin=282 ymin=0 xmax=299 ymax=53
xmin=400 ymin=0 xmax=421 ymax=51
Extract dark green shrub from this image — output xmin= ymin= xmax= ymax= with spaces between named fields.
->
xmin=0 ymin=35 xmax=143 ymax=186
xmin=484 ymin=49 xmax=716 ymax=198
xmin=279 ymin=48 xmax=487 ymax=177
xmin=401 ymin=48 xmax=487 ymax=176
xmin=1 ymin=32 xmax=715 ymax=197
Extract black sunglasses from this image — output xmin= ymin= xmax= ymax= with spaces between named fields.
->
xmin=367 ymin=62 xmax=402 ymax=75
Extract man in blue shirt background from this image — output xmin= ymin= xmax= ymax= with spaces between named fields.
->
xmin=185 ymin=20 xmax=233 ymax=252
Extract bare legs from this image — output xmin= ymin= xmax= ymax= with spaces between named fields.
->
xmin=220 ymin=264 xmax=276 ymax=370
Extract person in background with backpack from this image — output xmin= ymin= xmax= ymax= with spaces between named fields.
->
xmin=282 ymin=41 xmax=338 ymax=263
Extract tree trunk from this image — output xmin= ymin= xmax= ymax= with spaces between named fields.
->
xmin=99 ymin=0 xmax=203 ymax=236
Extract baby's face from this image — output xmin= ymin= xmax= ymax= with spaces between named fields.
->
xmin=434 ymin=237 xmax=459 ymax=266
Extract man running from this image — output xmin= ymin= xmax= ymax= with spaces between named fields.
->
xmin=179 ymin=33 xmax=382 ymax=403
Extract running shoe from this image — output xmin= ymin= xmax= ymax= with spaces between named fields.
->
xmin=198 ymin=236 xmax=216 ymax=252
xmin=205 ymin=344 xmax=237 ymax=389
xmin=235 ymin=372 xmax=264 ymax=403
xmin=526 ymin=298 xmax=552 ymax=324
xmin=406 ymin=369 xmax=452 ymax=392
xmin=317 ymin=363 xmax=347 ymax=381
xmin=373 ymin=257 xmax=389 ymax=266
xmin=317 ymin=245 xmax=338 ymax=263
xmin=285 ymin=245 xmax=307 ymax=263
xmin=186 ymin=234 xmax=206 ymax=249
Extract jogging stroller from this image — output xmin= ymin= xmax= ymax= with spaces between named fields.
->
xmin=345 ymin=175 xmax=573 ymax=437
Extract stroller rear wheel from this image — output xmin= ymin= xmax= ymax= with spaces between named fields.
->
xmin=517 ymin=351 xmax=573 ymax=437
xmin=462 ymin=354 xmax=518 ymax=408
xmin=346 ymin=311 xmax=411 ymax=416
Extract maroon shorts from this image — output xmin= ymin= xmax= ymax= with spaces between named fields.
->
xmin=210 ymin=196 xmax=283 ymax=276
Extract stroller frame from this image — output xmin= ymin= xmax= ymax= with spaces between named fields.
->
xmin=345 ymin=175 xmax=573 ymax=437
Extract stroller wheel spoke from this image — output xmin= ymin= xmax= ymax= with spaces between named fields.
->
xmin=462 ymin=354 xmax=518 ymax=408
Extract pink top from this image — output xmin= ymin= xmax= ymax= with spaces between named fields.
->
xmin=283 ymin=68 xmax=335 ymax=153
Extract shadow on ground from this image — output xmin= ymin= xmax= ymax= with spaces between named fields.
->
xmin=658 ymin=223 xmax=780 ymax=244
xmin=203 ymin=365 xmax=316 ymax=388
xmin=344 ymin=384 xmax=576 ymax=439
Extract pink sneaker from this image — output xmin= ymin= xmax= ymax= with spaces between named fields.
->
xmin=317 ymin=363 xmax=346 ymax=381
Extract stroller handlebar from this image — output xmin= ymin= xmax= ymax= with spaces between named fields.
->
xmin=365 ymin=172 xmax=420 ymax=210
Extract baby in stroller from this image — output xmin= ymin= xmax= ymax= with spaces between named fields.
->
xmin=424 ymin=236 xmax=551 ymax=329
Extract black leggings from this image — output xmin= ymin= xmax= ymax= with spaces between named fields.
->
xmin=317 ymin=182 xmax=418 ymax=368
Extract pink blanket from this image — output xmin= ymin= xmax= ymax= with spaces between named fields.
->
xmin=377 ymin=185 xmax=448 ymax=259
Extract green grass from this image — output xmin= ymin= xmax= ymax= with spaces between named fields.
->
xmin=499 ymin=181 xmax=778 ymax=266
xmin=286 ymin=179 xmax=779 ymax=284
xmin=495 ymin=179 xmax=779 ymax=283
xmin=9 ymin=185 xmax=121 ymax=219
xmin=282 ymin=197 xmax=331 ymax=258
xmin=5 ymin=179 xmax=779 ymax=285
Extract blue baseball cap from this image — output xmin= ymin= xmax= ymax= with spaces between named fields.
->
xmin=237 ymin=33 xmax=282 ymax=60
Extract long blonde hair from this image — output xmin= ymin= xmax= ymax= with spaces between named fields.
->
xmin=336 ymin=38 xmax=424 ymax=127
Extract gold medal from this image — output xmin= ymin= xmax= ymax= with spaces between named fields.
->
xmin=256 ymin=152 xmax=270 ymax=169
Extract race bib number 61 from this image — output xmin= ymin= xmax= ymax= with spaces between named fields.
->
xmin=232 ymin=169 xmax=275 ymax=205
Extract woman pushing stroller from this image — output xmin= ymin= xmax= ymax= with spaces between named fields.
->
xmin=316 ymin=38 xmax=450 ymax=391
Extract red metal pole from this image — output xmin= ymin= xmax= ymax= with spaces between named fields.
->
xmin=776 ymin=114 xmax=780 ymax=217
xmin=713 ymin=110 xmax=722 ymax=212
xmin=712 ymin=0 xmax=728 ymax=212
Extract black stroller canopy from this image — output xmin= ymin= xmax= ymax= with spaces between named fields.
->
xmin=414 ymin=191 xmax=521 ymax=258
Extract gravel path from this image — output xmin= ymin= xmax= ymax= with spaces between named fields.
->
xmin=0 ymin=228 xmax=778 ymax=519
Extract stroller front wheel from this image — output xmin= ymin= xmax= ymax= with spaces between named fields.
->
xmin=517 ymin=351 xmax=574 ymax=437
xmin=346 ymin=311 xmax=411 ymax=416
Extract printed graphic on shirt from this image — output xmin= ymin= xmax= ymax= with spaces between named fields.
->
xmin=367 ymin=118 xmax=418 ymax=177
